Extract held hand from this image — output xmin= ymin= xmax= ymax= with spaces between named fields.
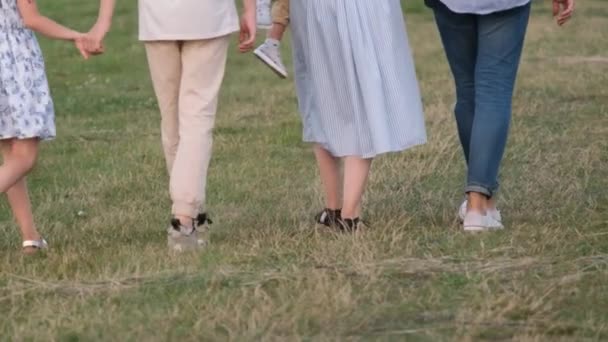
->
xmin=74 ymin=36 xmax=91 ymax=60
xmin=84 ymin=21 xmax=110 ymax=55
xmin=553 ymin=0 xmax=575 ymax=26
xmin=239 ymin=9 xmax=257 ymax=53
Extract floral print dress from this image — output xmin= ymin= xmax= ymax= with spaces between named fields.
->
xmin=0 ymin=0 xmax=56 ymax=140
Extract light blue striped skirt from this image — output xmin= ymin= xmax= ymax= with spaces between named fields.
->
xmin=290 ymin=0 xmax=427 ymax=158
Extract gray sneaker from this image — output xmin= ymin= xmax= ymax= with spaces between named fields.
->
xmin=254 ymin=41 xmax=288 ymax=78
xmin=167 ymin=214 xmax=212 ymax=252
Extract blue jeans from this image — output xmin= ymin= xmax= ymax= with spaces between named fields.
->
xmin=426 ymin=0 xmax=531 ymax=197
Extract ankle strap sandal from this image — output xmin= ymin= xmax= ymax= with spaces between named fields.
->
xmin=315 ymin=208 xmax=341 ymax=227
xmin=171 ymin=213 xmax=213 ymax=235
xmin=196 ymin=213 xmax=213 ymax=226
xmin=22 ymin=239 xmax=48 ymax=250
xmin=336 ymin=217 xmax=368 ymax=233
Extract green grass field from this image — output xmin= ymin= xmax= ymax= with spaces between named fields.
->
xmin=1 ymin=1 xmax=607 ymax=340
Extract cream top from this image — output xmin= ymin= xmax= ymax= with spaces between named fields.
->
xmin=139 ymin=0 xmax=239 ymax=41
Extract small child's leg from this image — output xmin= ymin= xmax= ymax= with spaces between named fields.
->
xmin=1 ymin=139 xmax=42 ymax=253
xmin=269 ymin=0 xmax=289 ymax=40
xmin=253 ymin=0 xmax=290 ymax=78
xmin=267 ymin=23 xmax=287 ymax=41
xmin=254 ymin=32 xmax=289 ymax=78
xmin=0 ymin=139 xmax=38 ymax=193
xmin=7 ymin=178 xmax=40 ymax=243
xmin=273 ymin=0 xmax=290 ymax=27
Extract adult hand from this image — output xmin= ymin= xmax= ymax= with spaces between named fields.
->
xmin=239 ymin=8 xmax=257 ymax=52
xmin=553 ymin=0 xmax=575 ymax=26
xmin=84 ymin=21 xmax=110 ymax=55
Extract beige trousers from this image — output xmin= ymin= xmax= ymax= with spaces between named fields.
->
xmin=145 ymin=36 xmax=230 ymax=218
xmin=272 ymin=0 xmax=290 ymax=26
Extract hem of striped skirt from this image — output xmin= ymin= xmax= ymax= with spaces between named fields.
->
xmin=305 ymin=138 xmax=427 ymax=159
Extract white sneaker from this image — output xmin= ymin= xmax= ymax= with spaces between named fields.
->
xmin=256 ymin=0 xmax=272 ymax=29
xmin=254 ymin=40 xmax=288 ymax=78
xmin=486 ymin=216 xmax=504 ymax=230
xmin=463 ymin=211 xmax=491 ymax=232
xmin=463 ymin=211 xmax=504 ymax=232
xmin=458 ymin=200 xmax=503 ymax=228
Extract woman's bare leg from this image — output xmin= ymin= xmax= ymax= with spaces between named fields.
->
xmin=341 ymin=157 xmax=372 ymax=219
xmin=313 ymin=145 xmax=341 ymax=210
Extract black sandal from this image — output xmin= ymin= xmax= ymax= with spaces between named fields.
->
xmin=170 ymin=213 xmax=213 ymax=235
xmin=336 ymin=217 xmax=363 ymax=233
xmin=196 ymin=213 xmax=213 ymax=227
xmin=168 ymin=213 xmax=213 ymax=252
xmin=315 ymin=208 xmax=341 ymax=227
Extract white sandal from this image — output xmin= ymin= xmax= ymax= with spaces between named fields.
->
xmin=22 ymin=239 xmax=48 ymax=251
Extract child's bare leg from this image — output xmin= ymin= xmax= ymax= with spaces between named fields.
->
xmin=1 ymin=140 xmax=41 ymax=252
xmin=7 ymin=178 xmax=40 ymax=243
xmin=0 ymin=139 xmax=38 ymax=193
xmin=268 ymin=23 xmax=287 ymax=41
xmin=254 ymin=14 xmax=289 ymax=78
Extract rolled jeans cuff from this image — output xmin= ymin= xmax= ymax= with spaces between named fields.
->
xmin=464 ymin=183 xmax=495 ymax=198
